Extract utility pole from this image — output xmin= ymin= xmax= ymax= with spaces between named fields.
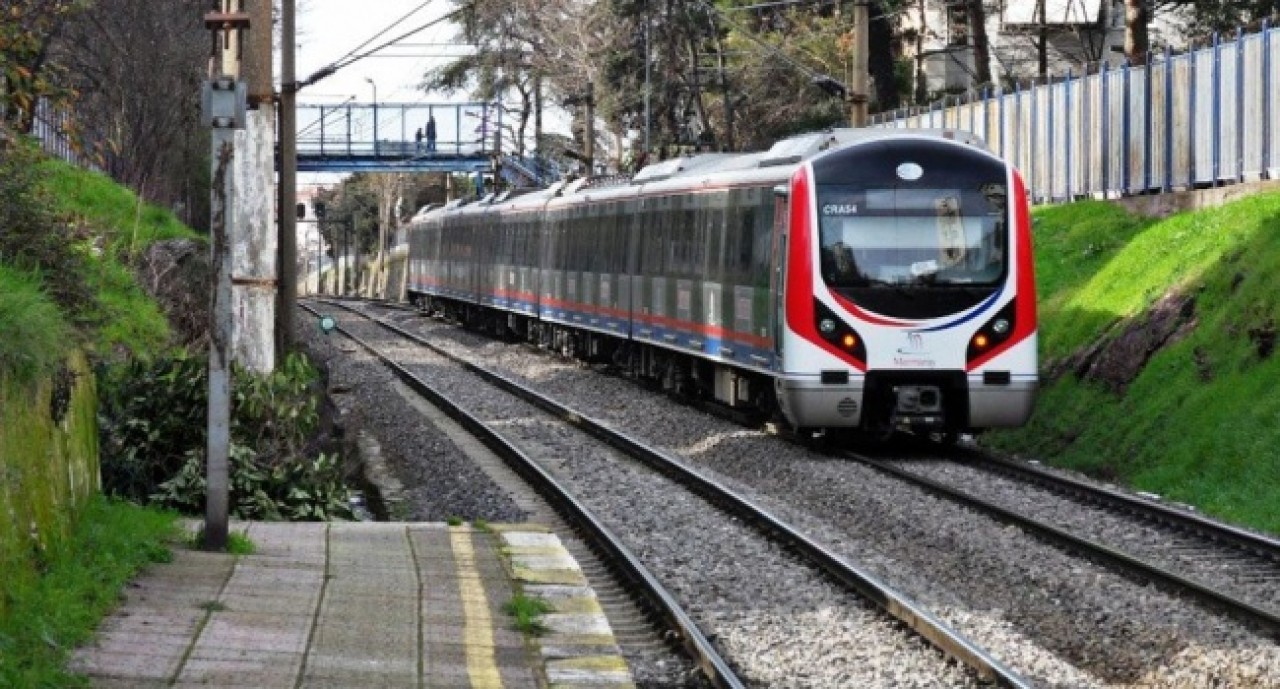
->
xmin=278 ymin=0 xmax=298 ymax=357
xmin=850 ymin=0 xmax=869 ymax=127
xmin=644 ymin=0 xmax=651 ymax=156
xmin=584 ymin=83 xmax=594 ymax=174
xmin=201 ymin=3 xmax=250 ymax=552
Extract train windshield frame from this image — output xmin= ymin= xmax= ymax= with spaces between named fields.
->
xmin=812 ymin=141 xmax=1011 ymax=318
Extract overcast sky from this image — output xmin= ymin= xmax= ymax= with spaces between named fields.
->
xmin=294 ymin=0 xmax=468 ymax=107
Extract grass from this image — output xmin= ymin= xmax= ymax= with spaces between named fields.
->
xmin=0 ymin=497 xmax=180 ymax=688
xmin=503 ymin=594 xmax=554 ymax=636
xmin=227 ymin=532 xmax=256 ymax=555
xmin=984 ymin=192 xmax=1280 ymax=534
xmin=37 ymin=156 xmax=201 ymax=357
xmin=0 ymin=265 xmax=71 ymax=385
xmin=40 ymin=159 xmax=196 ymax=257
xmin=188 ymin=528 xmax=257 ymax=556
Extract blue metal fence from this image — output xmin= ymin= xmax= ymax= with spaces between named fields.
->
xmin=871 ymin=22 xmax=1280 ymax=204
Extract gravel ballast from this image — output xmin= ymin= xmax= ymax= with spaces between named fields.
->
xmin=301 ymin=303 xmax=1280 ymax=687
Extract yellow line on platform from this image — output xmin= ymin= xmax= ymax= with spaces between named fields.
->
xmin=450 ymin=526 xmax=502 ymax=688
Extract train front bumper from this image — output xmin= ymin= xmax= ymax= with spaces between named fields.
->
xmin=774 ymin=372 xmax=1037 ymax=430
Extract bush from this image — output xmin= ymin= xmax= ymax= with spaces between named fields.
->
xmin=98 ymin=350 xmax=353 ymax=521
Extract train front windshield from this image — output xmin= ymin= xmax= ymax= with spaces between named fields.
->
xmin=818 ymin=185 xmax=1007 ymax=287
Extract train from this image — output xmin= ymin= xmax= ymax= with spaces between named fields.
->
xmin=405 ymin=127 xmax=1037 ymax=441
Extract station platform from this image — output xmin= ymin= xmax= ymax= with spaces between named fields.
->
xmin=70 ymin=521 xmax=634 ymax=688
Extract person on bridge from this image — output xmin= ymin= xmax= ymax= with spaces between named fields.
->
xmin=415 ymin=127 xmax=423 ymax=152
xmin=426 ymin=114 xmax=437 ymax=152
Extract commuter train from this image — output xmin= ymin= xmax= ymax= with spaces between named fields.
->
xmin=406 ymin=128 xmax=1037 ymax=440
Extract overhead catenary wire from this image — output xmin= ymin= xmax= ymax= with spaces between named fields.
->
xmin=327 ymin=0 xmax=436 ymax=68
xmin=296 ymin=5 xmax=471 ymax=91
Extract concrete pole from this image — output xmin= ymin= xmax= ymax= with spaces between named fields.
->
xmin=235 ymin=0 xmax=276 ymax=375
xmin=278 ymin=0 xmax=298 ymax=357
xmin=850 ymin=0 xmax=869 ymax=127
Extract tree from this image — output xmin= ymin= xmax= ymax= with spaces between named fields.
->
xmin=0 ymin=0 xmax=87 ymax=133
xmin=1126 ymin=0 xmax=1151 ymax=65
xmin=55 ymin=0 xmax=210 ymax=229
xmin=1128 ymin=1 xmax=1280 ymax=66
xmin=965 ymin=0 xmax=992 ymax=87
xmin=423 ymin=0 xmax=555 ymax=157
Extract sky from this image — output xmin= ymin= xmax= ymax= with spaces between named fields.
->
xmin=294 ymin=0 xmax=466 ymax=108
xmin=291 ymin=0 xmax=570 ymax=190
xmin=292 ymin=0 xmax=481 ymax=189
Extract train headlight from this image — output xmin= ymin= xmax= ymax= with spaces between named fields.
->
xmin=813 ymin=299 xmax=867 ymax=364
xmin=967 ymin=301 xmax=1019 ymax=364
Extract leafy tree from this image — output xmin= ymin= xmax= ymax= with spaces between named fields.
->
xmin=423 ymin=0 xmax=554 ymax=157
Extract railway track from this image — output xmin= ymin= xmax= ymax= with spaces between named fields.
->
xmin=306 ymin=298 xmax=1029 ymax=688
xmin=851 ymin=447 xmax=1280 ymax=636
xmin=368 ymin=297 xmax=1280 ymax=636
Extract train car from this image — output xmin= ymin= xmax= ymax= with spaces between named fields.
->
xmin=406 ymin=127 xmax=1036 ymax=440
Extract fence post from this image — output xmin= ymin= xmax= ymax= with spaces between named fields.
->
xmin=1265 ymin=21 xmax=1273 ymax=177
xmin=1165 ymin=46 xmax=1174 ymax=192
xmin=1100 ymin=61 xmax=1110 ymax=197
xmin=1080 ymin=66 xmax=1090 ymax=196
xmin=1039 ymin=78 xmax=1049 ymax=201
xmin=1066 ymin=69 xmax=1075 ymax=200
xmin=1144 ymin=50 xmax=1154 ymax=192
xmin=1236 ymin=26 xmax=1245 ymax=183
xmin=1122 ymin=59 xmax=1131 ymax=196
xmin=1013 ymin=83 xmax=1020 ymax=180
xmin=1188 ymin=46 xmax=1196 ymax=189
xmin=1212 ymin=32 xmax=1222 ymax=186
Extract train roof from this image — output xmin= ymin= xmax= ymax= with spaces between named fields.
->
xmin=409 ymin=127 xmax=993 ymax=221
xmin=626 ymin=127 xmax=989 ymax=191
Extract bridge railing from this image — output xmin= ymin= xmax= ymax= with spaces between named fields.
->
xmin=296 ymin=101 xmax=501 ymax=161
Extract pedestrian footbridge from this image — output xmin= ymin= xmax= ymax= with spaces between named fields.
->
xmin=296 ymin=101 xmax=498 ymax=174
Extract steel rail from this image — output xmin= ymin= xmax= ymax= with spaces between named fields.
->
xmin=849 ymin=451 xmax=1280 ymax=636
xmin=959 ymin=449 xmax=1280 ymax=559
xmin=323 ymin=298 xmax=1032 ymax=688
xmin=301 ymin=301 xmax=745 ymax=689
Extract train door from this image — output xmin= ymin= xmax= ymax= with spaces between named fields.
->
xmin=770 ymin=185 xmax=789 ymax=365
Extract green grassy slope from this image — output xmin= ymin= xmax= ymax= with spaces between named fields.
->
xmin=984 ymin=195 xmax=1280 ymax=534
xmin=39 ymin=158 xmax=201 ymax=355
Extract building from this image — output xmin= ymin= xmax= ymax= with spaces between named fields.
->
xmin=900 ymin=1 xmax=1190 ymax=98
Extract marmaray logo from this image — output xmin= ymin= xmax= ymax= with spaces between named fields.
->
xmin=897 ymin=331 xmax=928 ymax=355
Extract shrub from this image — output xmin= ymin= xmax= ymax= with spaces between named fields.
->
xmin=98 ymin=350 xmax=353 ymax=521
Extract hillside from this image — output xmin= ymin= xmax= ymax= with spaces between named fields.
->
xmin=983 ymin=193 xmax=1280 ymax=535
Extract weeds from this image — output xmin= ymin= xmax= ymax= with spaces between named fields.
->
xmin=503 ymin=594 xmax=554 ymax=636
